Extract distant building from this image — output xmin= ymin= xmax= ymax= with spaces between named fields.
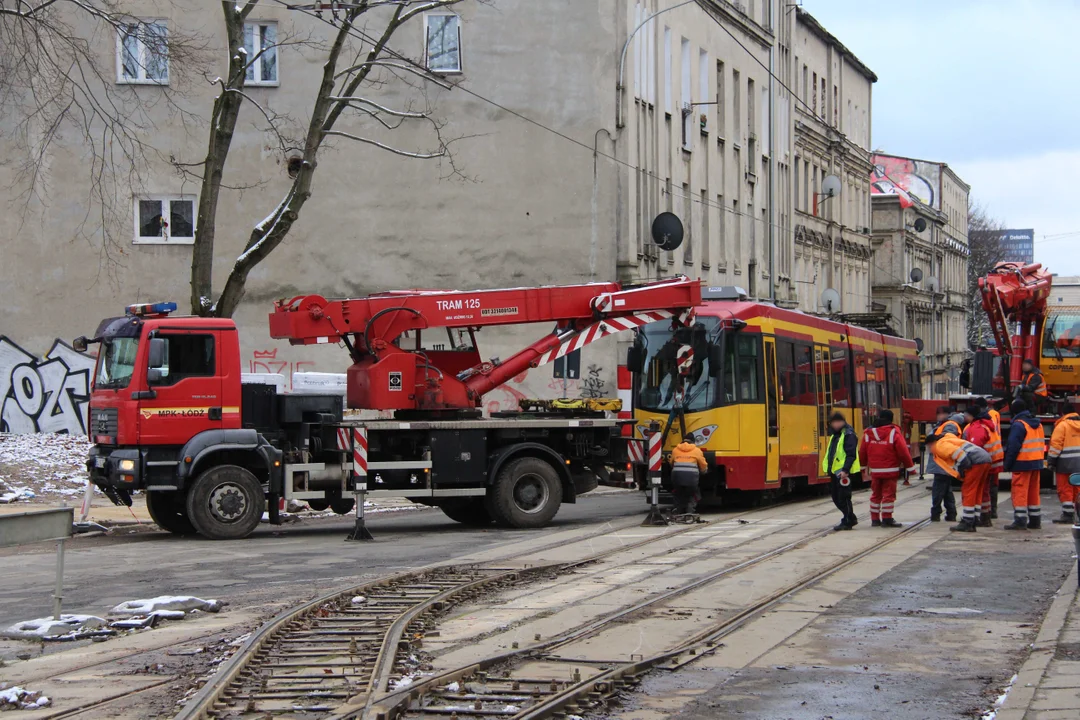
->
xmin=868 ymin=153 xmax=970 ymax=397
xmin=998 ymin=229 xmax=1035 ymax=264
xmin=1050 ymin=276 xmax=1080 ymax=306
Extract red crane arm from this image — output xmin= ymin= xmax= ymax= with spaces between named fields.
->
xmin=978 ymin=262 xmax=1052 ymax=388
xmin=268 ymin=277 xmax=702 ymax=412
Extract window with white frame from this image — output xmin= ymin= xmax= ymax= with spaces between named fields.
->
xmin=244 ymin=22 xmax=278 ymax=85
xmin=134 ymin=196 xmax=196 ymax=244
xmin=118 ymin=20 xmax=169 ymax=84
xmin=424 ymin=13 xmax=461 ymax=73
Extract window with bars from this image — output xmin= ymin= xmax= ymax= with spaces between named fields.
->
xmin=118 ymin=20 xmax=168 ymax=84
xmin=244 ymin=22 xmax=279 ymax=85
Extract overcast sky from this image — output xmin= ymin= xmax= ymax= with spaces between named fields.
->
xmin=805 ymin=0 xmax=1080 ymax=274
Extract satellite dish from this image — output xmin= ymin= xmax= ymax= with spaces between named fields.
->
xmin=913 ymin=217 xmax=927 ymax=233
xmin=822 ymin=174 xmax=842 ymax=198
xmin=651 ymin=212 xmax=684 ymax=251
xmin=915 ymin=337 xmax=924 ymax=353
xmin=909 ymin=267 xmax=924 ymax=283
xmin=926 ymin=276 xmax=940 ymax=293
xmin=820 ymin=288 xmax=841 ymax=313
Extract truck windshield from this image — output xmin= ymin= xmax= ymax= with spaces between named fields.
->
xmin=1044 ymin=311 xmax=1080 ymax=359
xmin=636 ymin=318 xmax=719 ymax=412
xmin=95 ymin=337 xmax=139 ymax=389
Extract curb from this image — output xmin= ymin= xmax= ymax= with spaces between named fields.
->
xmin=995 ymin=561 xmax=1079 ymax=720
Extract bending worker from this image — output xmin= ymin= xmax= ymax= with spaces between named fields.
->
xmin=926 ymin=431 xmax=993 ymax=533
xmin=1047 ymin=405 xmax=1080 ymax=524
xmin=823 ymin=411 xmax=860 ymax=531
xmin=671 ymin=435 xmax=707 ymax=515
xmin=926 ymin=406 xmax=963 ymax=522
xmin=859 ymin=409 xmax=916 ymax=528
xmin=1003 ymin=399 xmax=1046 ymax=530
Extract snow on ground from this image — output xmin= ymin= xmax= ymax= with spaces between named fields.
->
xmin=0 ymin=686 xmax=51 ymax=710
xmin=110 ymin=596 xmax=221 ymax=616
xmin=1 ymin=614 xmax=105 ymax=640
xmin=0 ymin=433 xmax=91 ymax=503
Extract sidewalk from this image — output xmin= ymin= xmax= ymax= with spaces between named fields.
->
xmin=997 ymin=558 xmax=1080 ymax=719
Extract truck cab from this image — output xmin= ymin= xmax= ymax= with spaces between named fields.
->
xmin=80 ymin=302 xmax=339 ymax=540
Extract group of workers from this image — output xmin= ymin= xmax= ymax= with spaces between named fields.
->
xmin=822 ymin=391 xmax=1080 ymax=532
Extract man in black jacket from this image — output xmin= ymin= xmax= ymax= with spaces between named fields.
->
xmin=823 ymin=411 xmax=861 ymax=531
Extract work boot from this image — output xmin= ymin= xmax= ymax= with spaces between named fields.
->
xmin=1053 ymin=511 xmax=1075 ymax=524
xmin=1028 ymin=517 xmax=1042 ymax=530
xmin=871 ymin=519 xmax=882 ymax=527
xmin=1003 ymin=521 xmax=1028 ymax=530
xmin=848 ymin=516 xmax=859 ymax=528
xmin=945 ymin=513 xmax=957 ymax=522
xmin=978 ymin=516 xmax=993 ymax=528
xmin=990 ymin=510 xmax=998 ymax=519
xmin=833 ymin=521 xmax=852 ymax=531
xmin=881 ymin=518 xmax=903 ymax=528
xmin=930 ymin=513 xmax=941 ymax=522
xmin=950 ymin=520 xmax=976 ymax=533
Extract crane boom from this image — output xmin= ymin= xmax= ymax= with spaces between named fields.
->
xmin=978 ymin=261 xmax=1052 ymax=390
xmin=269 ymin=276 xmax=702 ymax=412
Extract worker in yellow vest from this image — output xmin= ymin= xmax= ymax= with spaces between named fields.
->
xmin=823 ymin=411 xmax=860 ymax=531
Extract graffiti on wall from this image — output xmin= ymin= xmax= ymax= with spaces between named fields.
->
xmin=870 ymin=154 xmax=942 ymax=210
xmin=247 ymin=348 xmax=316 ymax=390
xmin=0 ymin=338 xmax=97 ymax=434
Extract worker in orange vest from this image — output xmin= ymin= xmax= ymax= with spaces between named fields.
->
xmin=974 ymin=397 xmax=1003 ymax=519
xmin=925 ymin=432 xmax=993 ymax=533
xmin=1003 ymin=399 xmax=1046 ymax=530
xmin=963 ymin=404 xmax=1003 ymax=527
xmin=671 ymin=435 xmax=707 ymax=515
xmin=1047 ymin=405 xmax=1080 ymax=524
xmin=1019 ymin=359 xmax=1048 ymax=414
xmin=926 ymin=406 xmax=962 ymax=522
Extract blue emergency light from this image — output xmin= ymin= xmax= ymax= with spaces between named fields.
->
xmin=126 ymin=301 xmax=178 ymax=317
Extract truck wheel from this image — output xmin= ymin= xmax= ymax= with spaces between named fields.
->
xmin=186 ymin=465 xmax=265 ymax=540
xmin=330 ymin=497 xmax=355 ymax=515
xmin=145 ymin=491 xmax=196 ymax=535
xmin=486 ymin=457 xmax=563 ymax=528
xmin=306 ymin=499 xmax=331 ymax=512
xmin=439 ymin=499 xmax=493 ymax=526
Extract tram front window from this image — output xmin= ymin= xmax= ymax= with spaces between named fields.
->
xmin=636 ymin=319 xmax=719 ymax=412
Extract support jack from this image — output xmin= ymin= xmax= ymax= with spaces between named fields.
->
xmin=642 ymin=483 xmax=671 ymax=527
xmin=346 ymin=489 xmax=374 ymax=541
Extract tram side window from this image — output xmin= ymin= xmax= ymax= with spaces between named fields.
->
xmin=886 ymin=356 xmax=902 ymax=405
xmin=872 ymin=353 xmax=887 ymax=408
xmin=905 ymin=361 xmax=922 ymax=399
xmin=776 ymin=339 xmax=796 ymax=403
xmin=830 ymin=346 xmax=851 ymax=407
xmin=732 ymin=334 xmax=760 ymax=402
xmin=795 ymin=344 xmax=816 ymax=404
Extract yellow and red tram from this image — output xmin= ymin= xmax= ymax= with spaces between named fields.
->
xmin=630 ymin=290 xmax=922 ymax=502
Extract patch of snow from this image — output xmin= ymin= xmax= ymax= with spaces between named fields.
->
xmin=150 ymin=609 xmax=188 ymax=620
xmin=230 ymin=632 xmax=251 ymax=646
xmin=445 ymin=681 xmax=460 ymax=693
xmin=0 ymin=433 xmax=93 ymax=502
xmin=391 ymin=676 xmax=413 ymax=690
xmin=919 ymin=607 xmax=984 ymax=616
xmin=503 ymin=705 xmax=521 ymax=712
xmin=0 ymin=687 xmax=51 ymax=710
xmin=981 ymin=672 xmax=1018 ymax=720
xmin=1 ymin=615 xmax=105 ymax=640
xmin=351 ymin=596 xmax=366 ymax=605
xmin=110 ymin=596 xmax=221 ymax=617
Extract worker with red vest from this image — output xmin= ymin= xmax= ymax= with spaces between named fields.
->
xmin=1047 ymin=405 xmax=1080 ymax=524
xmin=963 ymin=404 xmax=1004 ymax=527
xmin=925 ymin=406 xmax=962 ymax=522
xmin=978 ymin=397 xmax=1003 ymax=519
xmin=1003 ymin=399 xmax=1046 ymax=530
xmin=1019 ymin=358 xmax=1048 ymax=414
xmin=859 ymin=409 xmax=916 ymax=527
xmin=926 ymin=432 xmax=993 ymax=532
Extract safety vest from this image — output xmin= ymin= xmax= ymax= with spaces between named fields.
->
xmin=932 ymin=434 xmax=991 ymax=479
xmin=1049 ymin=413 xmax=1080 ymax=473
xmin=934 ymin=419 xmax=961 ymax=437
xmin=989 ymin=408 xmax=1001 ymax=434
xmin=972 ymin=418 xmax=1004 ymax=471
xmin=1017 ymin=420 xmax=1047 ymax=462
xmin=1023 ymin=371 xmax=1048 ymax=397
xmin=822 ymin=427 xmax=861 ymax=475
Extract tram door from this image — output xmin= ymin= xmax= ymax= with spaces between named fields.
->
xmin=763 ymin=338 xmax=780 ymax=484
xmin=814 ymin=345 xmax=833 ymax=477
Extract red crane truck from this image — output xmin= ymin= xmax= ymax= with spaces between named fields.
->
xmin=77 ymin=278 xmax=701 ymax=539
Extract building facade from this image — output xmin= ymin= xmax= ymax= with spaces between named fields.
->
xmin=1 ymin=0 xmax=878 ymax=420
xmin=870 ymin=157 xmax=971 ymax=396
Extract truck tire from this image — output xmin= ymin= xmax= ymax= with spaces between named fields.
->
xmin=485 ymin=457 xmax=563 ymax=528
xmin=306 ymin=499 xmax=331 ymax=512
xmin=330 ymin=497 xmax=355 ymax=515
xmin=185 ymin=465 xmax=265 ymax=540
xmin=439 ymin=499 xmax=493 ymax=526
xmin=145 ymin=491 xmax=197 ymax=535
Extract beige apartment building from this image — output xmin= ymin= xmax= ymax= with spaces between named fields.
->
xmin=869 ymin=156 xmax=970 ymax=396
xmin=0 ymin=0 xmax=882 ymax=421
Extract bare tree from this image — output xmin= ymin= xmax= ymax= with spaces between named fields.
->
xmin=188 ymin=0 xmax=471 ymax=317
xmin=967 ymin=201 xmax=1007 ymax=349
xmin=0 ymin=1 xmax=208 ymax=275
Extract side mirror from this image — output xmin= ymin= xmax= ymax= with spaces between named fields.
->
xmin=1069 ymin=473 xmax=1080 ymax=487
xmin=626 ymin=345 xmax=644 ymax=374
xmin=709 ymin=344 xmax=723 ymax=377
xmin=73 ymin=336 xmax=89 ymax=353
xmin=148 ymin=337 xmax=166 ymax=369
xmin=147 ymin=368 xmax=163 ymax=384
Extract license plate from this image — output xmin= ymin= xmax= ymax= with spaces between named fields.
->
xmin=95 ymin=457 xmax=106 ymax=469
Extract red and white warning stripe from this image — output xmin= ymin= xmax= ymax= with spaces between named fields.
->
xmin=352 ymin=427 xmax=368 ymax=477
xmin=539 ymin=310 xmax=673 ymax=366
xmin=628 ymin=438 xmax=645 ymax=463
xmin=676 ymin=344 xmax=694 ymax=376
xmin=336 ymin=427 xmax=350 ymax=453
xmin=648 ymin=431 xmax=662 ymax=473
xmin=676 ymin=307 xmax=697 ymax=326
